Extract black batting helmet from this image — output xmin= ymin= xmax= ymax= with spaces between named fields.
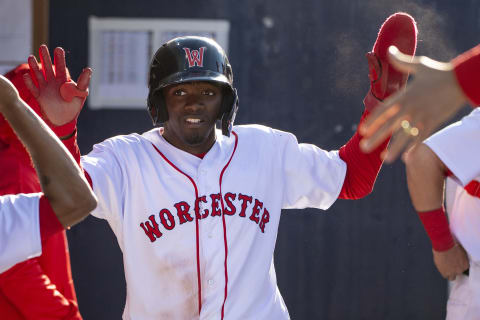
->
xmin=147 ymin=36 xmax=239 ymax=137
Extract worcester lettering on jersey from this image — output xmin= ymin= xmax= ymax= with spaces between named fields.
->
xmin=139 ymin=192 xmax=270 ymax=242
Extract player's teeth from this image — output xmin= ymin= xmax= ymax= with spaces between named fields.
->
xmin=186 ymin=119 xmax=201 ymax=123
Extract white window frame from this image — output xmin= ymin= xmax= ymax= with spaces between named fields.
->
xmin=88 ymin=16 xmax=230 ymax=109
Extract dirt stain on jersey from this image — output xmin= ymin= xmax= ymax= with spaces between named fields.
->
xmin=156 ymin=255 xmax=199 ymax=319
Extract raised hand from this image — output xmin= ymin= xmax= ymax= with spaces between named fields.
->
xmin=360 ymin=46 xmax=467 ymax=162
xmin=23 ymin=45 xmax=92 ymax=126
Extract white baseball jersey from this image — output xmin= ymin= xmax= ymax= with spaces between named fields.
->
xmin=424 ymin=109 xmax=480 ymax=320
xmin=81 ymin=124 xmax=346 ymax=320
xmin=424 ymin=108 xmax=480 ymax=186
xmin=0 ymin=193 xmax=42 ymax=273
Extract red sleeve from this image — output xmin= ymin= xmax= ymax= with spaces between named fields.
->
xmin=40 ymin=125 xmax=84 ymax=303
xmin=0 ymin=64 xmax=81 ymax=317
xmin=2 ymin=64 xmax=44 ymax=145
xmin=38 ymin=231 xmax=79 ymax=303
xmin=1 ymin=65 xmax=42 ymax=196
xmin=39 ymin=195 xmax=64 ymax=243
xmin=453 ymin=44 xmax=480 ymax=107
xmin=59 ymin=127 xmax=81 ymax=165
xmin=0 ymin=259 xmax=81 ymax=319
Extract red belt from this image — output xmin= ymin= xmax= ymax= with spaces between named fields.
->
xmin=465 ymin=180 xmax=480 ymax=198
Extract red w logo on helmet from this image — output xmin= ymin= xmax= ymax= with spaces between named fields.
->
xmin=183 ymin=47 xmax=206 ymax=67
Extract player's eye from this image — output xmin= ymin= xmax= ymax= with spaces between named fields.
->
xmin=201 ymin=90 xmax=215 ymax=96
xmin=173 ymin=89 xmax=187 ymax=96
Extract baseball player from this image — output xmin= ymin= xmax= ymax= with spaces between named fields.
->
xmin=0 ymin=62 xmax=91 ymax=319
xmin=24 ymin=13 xmax=417 ymax=319
xmin=403 ymin=108 xmax=480 ymax=319
xmin=361 ymin=43 xmax=480 ymax=161
xmin=0 ymin=75 xmax=96 ymax=287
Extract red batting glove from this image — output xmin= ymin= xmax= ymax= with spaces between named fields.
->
xmin=23 ymin=46 xmax=91 ymax=138
xmin=367 ymin=12 xmax=418 ymax=104
xmin=60 ymin=81 xmax=89 ymax=102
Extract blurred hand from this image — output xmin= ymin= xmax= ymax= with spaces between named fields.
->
xmin=360 ymin=46 xmax=468 ymax=162
xmin=23 ymin=45 xmax=91 ymax=126
xmin=0 ymin=75 xmax=20 ymax=112
xmin=433 ymin=244 xmax=469 ymax=281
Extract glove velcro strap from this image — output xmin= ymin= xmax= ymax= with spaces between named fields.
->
xmin=363 ymin=90 xmax=381 ymax=112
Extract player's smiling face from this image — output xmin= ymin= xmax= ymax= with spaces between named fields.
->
xmin=162 ymin=81 xmax=223 ymax=155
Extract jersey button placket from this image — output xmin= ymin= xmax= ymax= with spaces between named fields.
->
xmin=197 ymin=167 xmax=206 ymax=219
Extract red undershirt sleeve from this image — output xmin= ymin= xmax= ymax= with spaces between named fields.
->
xmin=55 ymin=121 xmax=94 ymax=193
xmin=39 ymin=195 xmax=64 ymax=244
xmin=84 ymin=169 xmax=93 ymax=189
xmin=453 ymin=44 xmax=480 ymax=107
xmin=52 ymin=122 xmax=81 ymax=166
xmin=38 ymin=122 xmax=85 ymax=243
xmin=338 ymin=110 xmax=389 ymax=199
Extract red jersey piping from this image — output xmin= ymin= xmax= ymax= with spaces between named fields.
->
xmin=219 ymin=131 xmax=238 ymax=319
xmin=151 ymin=143 xmax=203 ymax=315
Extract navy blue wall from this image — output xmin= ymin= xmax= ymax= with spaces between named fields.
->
xmin=49 ymin=0 xmax=479 ymax=319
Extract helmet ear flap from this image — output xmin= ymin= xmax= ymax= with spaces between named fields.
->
xmin=218 ymin=86 xmax=233 ymax=120
xmin=221 ymin=87 xmax=239 ymax=137
xmin=147 ymin=91 xmax=168 ymax=126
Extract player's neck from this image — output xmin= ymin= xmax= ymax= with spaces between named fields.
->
xmin=160 ymin=128 xmax=216 ymax=156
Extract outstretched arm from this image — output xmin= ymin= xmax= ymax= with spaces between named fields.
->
xmin=338 ymin=12 xmax=418 ymax=199
xmin=0 ymin=75 xmax=96 ymax=227
xmin=360 ymin=44 xmax=480 ymax=162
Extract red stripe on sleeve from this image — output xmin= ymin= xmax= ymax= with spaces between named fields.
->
xmin=465 ymin=180 xmax=480 ymax=198
xmin=84 ymin=169 xmax=93 ymax=189
xmin=444 ymin=168 xmax=453 ymax=177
